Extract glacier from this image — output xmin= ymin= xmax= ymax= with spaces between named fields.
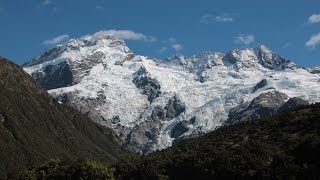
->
xmin=23 ymin=31 xmax=320 ymax=153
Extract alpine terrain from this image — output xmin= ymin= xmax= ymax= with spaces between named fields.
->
xmin=0 ymin=57 xmax=125 ymax=178
xmin=23 ymin=31 xmax=320 ymax=153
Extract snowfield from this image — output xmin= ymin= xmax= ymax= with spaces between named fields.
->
xmin=23 ymin=32 xmax=320 ymax=153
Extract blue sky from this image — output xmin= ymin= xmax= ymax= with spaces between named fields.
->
xmin=0 ymin=0 xmax=319 ymax=67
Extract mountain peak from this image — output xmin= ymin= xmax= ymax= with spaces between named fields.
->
xmin=254 ymin=44 xmax=272 ymax=52
xmin=80 ymin=30 xmax=125 ymax=43
xmin=223 ymin=45 xmax=295 ymax=70
xmin=253 ymin=44 xmax=274 ymax=61
xmin=228 ymin=44 xmax=273 ymax=59
xmin=21 ymin=32 xmax=320 ymax=154
xmin=23 ymin=32 xmax=131 ymax=69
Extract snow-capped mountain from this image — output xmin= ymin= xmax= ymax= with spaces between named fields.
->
xmin=23 ymin=31 xmax=320 ymax=153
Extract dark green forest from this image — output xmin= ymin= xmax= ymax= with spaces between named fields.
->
xmin=22 ymin=103 xmax=320 ymax=179
xmin=0 ymin=57 xmax=126 ymax=179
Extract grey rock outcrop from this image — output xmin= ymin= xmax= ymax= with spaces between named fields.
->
xmin=53 ymin=91 xmax=108 ymax=125
xmin=125 ymin=94 xmax=186 ymax=153
xmin=125 ymin=121 xmax=161 ymax=153
xmin=227 ymin=91 xmax=289 ymax=123
xmin=171 ymin=120 xmax=190 ymax=139
xmin=31 ymin=61 xmax=73 ymax=90
xmin=252 ymin=79 xmax=268 ymax=92
xmin=133 ymin=66 xmax=161 ymax=102
xmin=227 ymin=91 xmax=310 ymax=124
xmin=307 ymin=67 xmax=320 ymax=75
xmin=277 ymin=97 xmax=309 ymax=113
xmin=253 ymin=45 xmax=291 ymax=70
xmin=149 ymin=95 xmax=186 ymax=122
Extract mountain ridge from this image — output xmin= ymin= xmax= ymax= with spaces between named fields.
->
xmin=0 ymin=56 xmax=126 ymax=178
xmin=22 ymin=31 xmax=320 ymax=153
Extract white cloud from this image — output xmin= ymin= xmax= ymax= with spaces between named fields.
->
xmin=89 ymin=29 xmax=157 ymax=42
xmin=200 ymin=14 xmax=214 ymax=24
xmin=148 ymin=36 xmax=157 ymax=43
xmin=305 ymin=33 xmax=320 ymax=48
xmin=215 ymin=16 xmax=234 ymax=22
xmin=96 ymin=5 xmax=104 ymax=11
xmin=156 ymin=37 xmax=183 ymax=53
xmin=282 ymin=42 xmax=292 ymax=49
xmin=167 ymin=38 xmax=183 ymax=52
xmin=41 ymin=0 xmax=52 ymax=6
xmin=172 ymin=44 xmax=183 ymax=51
xmin=42 ymin=34 xmax=69 ymax=46
xmin=234 ymin=34 xmax=255 ymax=45
xmin=308 ymin=14 xmax=320 ymax=24
xmin=38 ymin=0 xmax=57 ymax=12
xmin=200 ymin=14 xmax=234 ymax=24
xmin=168 ymin=37 xmax=177 ymax=43
xmin=157 ymin=46 xmax=168 ymax=53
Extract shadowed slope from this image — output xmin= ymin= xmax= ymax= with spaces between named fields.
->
xmin=0 ymin=56 xmax=125 ymax=178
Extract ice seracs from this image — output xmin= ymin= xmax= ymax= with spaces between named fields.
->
xmin=307 ymin=66 xmax=320 ymax=75
xmin=23 ymin=31 xmax=320 ymax=153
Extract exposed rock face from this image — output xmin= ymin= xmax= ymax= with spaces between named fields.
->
xmin=227 ymin=92 xmax=311 ymax=124
xmin=125 ymin=94 xmax=186 ymax=153
xmin=162 ymin=52 xmax=225 ymax=83
xmin=23 ymin=37 xmax=134 ymax=91
xmin=253 ymin=45 xmax=292 ymax=70
xmin=164 ymin=95 xmax=186 ymax=120
xmin=307 ymin=66 xmax=320 ymax=75
xmin=54 ymin=91 xmax=109 ymax=125
xmin=278 ymin=97 xmax=309 ymax=113
xmin=150 ymin=97 xmax=186 ymax=122
xmin=28 ymin=51 xmax=110 ymax=90
xmin=227 ymin=91 xmax=289 ymax=123
xmin=221 ymin=45 xmax=298 ymax=72
xmin=31 ymin=61 xmax=73 ymax=90
xmin=125 ymin=121 xmax=161 ymax=153
xmin=171 ymin=121 xmax=190 ymax=139
xmin=133 ymin=66 xmax=161 ymax=102
xmin=69 ymin=51 xmax=107 ymax=84
xmin=253 ymin=79 xmax=268 ymax=92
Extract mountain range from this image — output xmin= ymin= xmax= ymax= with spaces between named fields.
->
xmin=22 ymin=31 xmax=320 ymax=153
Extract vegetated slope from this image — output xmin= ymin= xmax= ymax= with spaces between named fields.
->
xmin=114 ymin=103 xmax=320 ymax=179
xmin=0 ymin=56 xmax=125 ymax=178
xmin=23 ymin=103 xmax=320 ymax=179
